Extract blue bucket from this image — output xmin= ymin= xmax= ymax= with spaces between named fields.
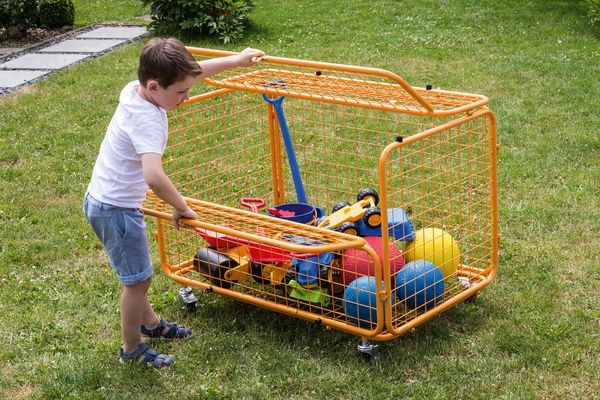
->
xmin=268 ymin=203 xmax=316 ymax=224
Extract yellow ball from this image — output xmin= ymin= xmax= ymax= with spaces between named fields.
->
xmin=404 ymin=228 xmax=460 ymax=277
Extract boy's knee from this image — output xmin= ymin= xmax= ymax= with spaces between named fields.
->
xmin=123 ymin=276 xmax=152 ymax=290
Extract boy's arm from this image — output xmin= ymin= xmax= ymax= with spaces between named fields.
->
xmin=141 ymin=153 xmax=197 ymax=228
xmin=197 ymin=48 xmax=265 ymax=80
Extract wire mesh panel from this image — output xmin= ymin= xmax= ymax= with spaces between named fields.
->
xmin=142 ymin=48 xmax=498 ymax=342
xmin=382 ymin=110 xmax=497 ymax=333
xmin=190 ymin=48 xmax=489 ymax=117
xmin=273 ymin=98 xmax=448 ymax=208
xmin=166 ymin=89 xmax=273 ymax=205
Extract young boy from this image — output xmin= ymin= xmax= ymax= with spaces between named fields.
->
xmin=83 ymin=38 xmax=264 ymax=368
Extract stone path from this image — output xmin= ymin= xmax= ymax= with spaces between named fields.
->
xmin=0 ymin=25 xmax=147 ymax=96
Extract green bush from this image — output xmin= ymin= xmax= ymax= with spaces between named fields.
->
xmin=586 ymin=0 xmax=600 ymax=27
xmin=38 ymin=0 xmax=75 ymax=28
xmin=0 ymin=0 xmax=39 ymax=35
xmin=141 ymin=0 xmax=254 ymax=44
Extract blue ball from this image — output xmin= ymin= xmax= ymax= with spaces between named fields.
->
xmin=395 ymin=260 xmax=445 ymax=310
xmin=343 ymin=276 xmax=393 ymax=328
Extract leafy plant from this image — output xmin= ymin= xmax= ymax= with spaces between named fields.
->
xmin=141 ymin=0 xmax=254 ymax=44
xmin=0 ymin=0 xmax=39 ymax=35
xmin=586 ymin=0 xmax=600 ymax=28
xmin=38 ymin=0 xmax=75 ymax=28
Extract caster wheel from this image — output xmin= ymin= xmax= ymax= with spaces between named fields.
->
xmin=184 ymin=301 xmax=198 ymax=312
xmin=357 ymin=340 xmax=381 ymax=361
xmin=178 ymin=287 xmax=198 ymax=312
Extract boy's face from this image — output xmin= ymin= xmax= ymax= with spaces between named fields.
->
xmin=145 ymin=75 xmax=196 ymax=111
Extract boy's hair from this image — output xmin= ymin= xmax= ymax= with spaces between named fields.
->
xmin=138 ymin=37 xmax=203 ymax=88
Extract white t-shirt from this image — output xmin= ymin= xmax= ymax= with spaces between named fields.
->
xmin=87 ymin=80 xmax=168 ymax=208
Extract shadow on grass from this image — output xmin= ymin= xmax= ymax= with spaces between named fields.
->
xmin=182 ymin=289 xmax=495 ymax=365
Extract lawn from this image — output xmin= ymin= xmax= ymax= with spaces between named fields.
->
xmin=0 ymin=0 xmax=598 ymax=399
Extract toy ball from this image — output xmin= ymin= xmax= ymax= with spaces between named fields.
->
xmin=341 ymin=236 xmax=404 ymax=285
xmin=395 ymin=260 xmax=445 ymax=310
xmin=343 ymin=276 xmax=393 ymax=328
xmin=404 ymin=228 xmax=460 ymax=277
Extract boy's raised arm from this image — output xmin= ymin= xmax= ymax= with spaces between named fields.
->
xmin=197 ymin=48 xmax=265 ymax=80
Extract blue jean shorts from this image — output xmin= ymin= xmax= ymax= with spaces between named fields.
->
xmin=83 ymin=192 xmax=153 ymax=285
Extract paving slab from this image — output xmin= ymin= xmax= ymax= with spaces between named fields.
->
xmin=0 ymin=25 xmax=147 ymax=95
xmin=0 ymin=70 xmax=50 ymax=87
xmin=76 ymin=26 xmax=147 ymax=40
xmin=0 ymin=53 xmax=89 ymax=70
xmin=40 ymin=39 xmax=127 ymax=53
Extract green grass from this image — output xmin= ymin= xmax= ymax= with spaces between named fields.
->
xmin=71 ymin=0 xmax=148 ymax=26
xmin=1 ymin=0 xmax=599 ymax=399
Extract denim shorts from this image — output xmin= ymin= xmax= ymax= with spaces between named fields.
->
xmin=83 ymin=192 xmax=153 ymax=285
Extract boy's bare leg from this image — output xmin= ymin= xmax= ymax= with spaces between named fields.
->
xmin=121 ymin=278 xmax=152 ymax=353
xmin=141 ymin=290 xmax=185 ymax=337
xmin=141 ymin=293 xmax=161 ymax=330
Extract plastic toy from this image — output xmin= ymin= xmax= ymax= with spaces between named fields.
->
xmin=395 ymin=260 xmax=445 ymax=310
xmin=340 ymin=236 xmax=405 ymax=285
xmin=267 ymin=202 xmax=316 ymax=224
xmin=318 ymin=189 xmax=415 ymax=240
xmin=262 ymin=82 xmax=308 ymax=205
xmin=193 ymin=197 xmax=334 ymax=304
xmin=287 ymin=279 xmax=330 ymax=307
xmin=193 ymin=246 xmax=249 ymax=289
xmin=267 ymin=207 xmax=296 ymax=217
xmin=193 ymin=198 xmax=305 ymax=287
xmin=343 ymin=276 xmax=394 ymax=328
xmin=141 ymin=47 xmax=499 ymax=357
xmin=286 ymin=251 xmax=333 ymax=306
xmin=358 ymin=207 xmax=416 ymax=241
xmin=404 ymin=228 xmax=460 ymax=277
xmin=193 ymin=225 xmax=316 ymax=287
xmin=317 ymin=188 xmax=380 ymax=235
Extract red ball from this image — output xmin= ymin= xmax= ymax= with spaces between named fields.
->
xmin=341 ymin=236 xmax=405 ymax=285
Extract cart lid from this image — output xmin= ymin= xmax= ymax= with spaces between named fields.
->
xmin=185 ymin=47 xmax=489 ymax=117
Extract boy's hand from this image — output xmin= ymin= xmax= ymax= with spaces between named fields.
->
xmin=237 ymin=48 xmax=265 ymax=66
xmin=173 ymin=207 xmax=198 ymax=229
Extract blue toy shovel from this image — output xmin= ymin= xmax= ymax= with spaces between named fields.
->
xmin=262 ymin=93 xmax=309 ymax=205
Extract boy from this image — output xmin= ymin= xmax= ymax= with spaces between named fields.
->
xmin=83 ymin=38 xmax=264 ymax=368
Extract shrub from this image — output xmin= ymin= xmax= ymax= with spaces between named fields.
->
xmin=141 ymin=0 xmax=254 ymax=44
xmin=38 ymin=0 xmax=75 ymax=28
xmin=0 ymin=0 xmax=39 ymax=35
xmin=586 ymin=0 xmax=600 ymax=27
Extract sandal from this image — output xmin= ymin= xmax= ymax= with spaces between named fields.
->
xmin=141 ymin=318 xmax=192 ymax=341
xmin=119 ymin=342 xmax=173 ymax=369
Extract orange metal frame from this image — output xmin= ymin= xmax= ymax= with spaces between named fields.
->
xmin=141 ymin=47 xmax=499 ymax=342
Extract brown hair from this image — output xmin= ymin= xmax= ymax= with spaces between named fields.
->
xmin=137 ymin=37 xmax=203 ymax=88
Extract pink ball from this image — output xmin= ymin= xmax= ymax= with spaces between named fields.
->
xmin=341 ymin=236 xmax=405 ymax=285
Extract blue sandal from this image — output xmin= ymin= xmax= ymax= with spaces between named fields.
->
xmin=141 ymin=318 xmax=192 ymax=341
xmin=119 ymin=342 xmax=173 ymax=369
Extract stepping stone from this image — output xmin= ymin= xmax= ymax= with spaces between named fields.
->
xmin=0 ymin=70 xmax=50 ymax=87
xmin=40 ymin=39 xmax=127 ymax=53
xmin=76 ymin=26 xmax=147 ymax=40
xmin=0 ymin=53 xmax=89 ymax=70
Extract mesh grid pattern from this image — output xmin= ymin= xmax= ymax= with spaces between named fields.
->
xmin=142 ymin=50 xmax=497 ymax=339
